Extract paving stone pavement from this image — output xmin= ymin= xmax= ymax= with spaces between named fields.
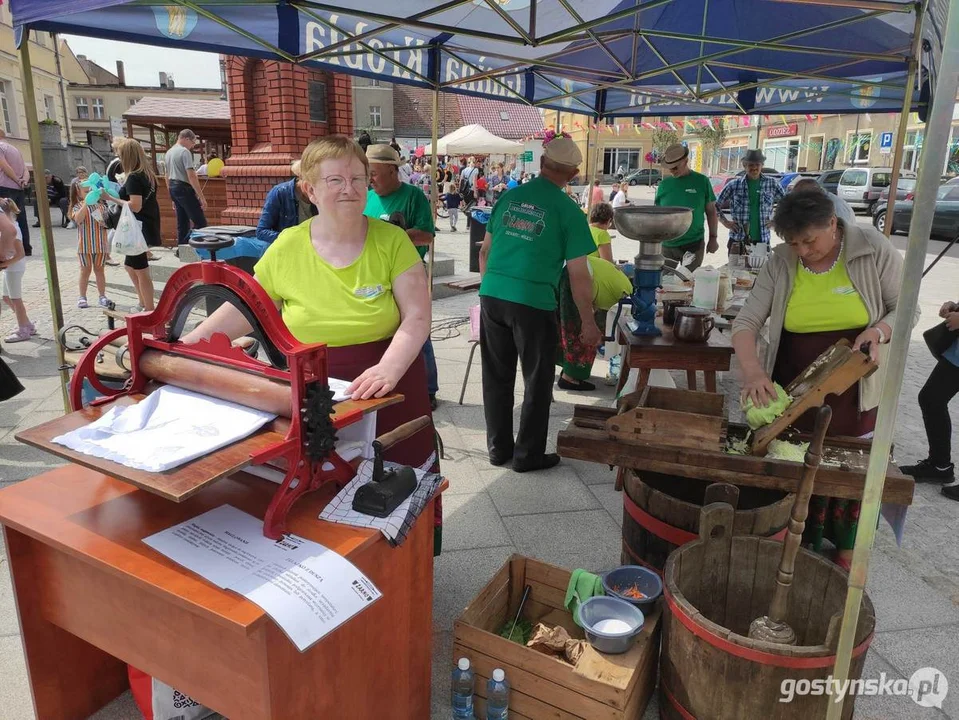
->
xmin=0 ymin=204 xmax=957 ymax=719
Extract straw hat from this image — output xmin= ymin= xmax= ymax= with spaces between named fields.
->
xmin=366 ymin=144 xmax=402 ymax=165
xmin=660 ymin=144 xmax=689 ymax=169
xmin=543 ymin=137 xmax=582 ymax=168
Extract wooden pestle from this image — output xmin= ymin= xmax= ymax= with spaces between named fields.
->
xmin=749 ymin=405 xmax=833 ymax=644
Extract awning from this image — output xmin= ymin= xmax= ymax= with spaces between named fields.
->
xmin=431 ymin=124 xmax=524 ymax=155
xmin=11 ymin=0 xmax=949 ymax=118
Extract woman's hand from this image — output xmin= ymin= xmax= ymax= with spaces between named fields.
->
xmin=946 ymin=311 xmax=959 ymax=332
xmin=741 ymin=370 xmax=777 ymax=409
xmin=940 ymin=301 xmax=958 ymax=318
xmin=348 ymin=363 xmax=401 ymax=400
xmin=853 ymin=327 xmax=882 ymax=363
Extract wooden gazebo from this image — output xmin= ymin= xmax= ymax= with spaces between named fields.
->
xmin=123 ymin=96 xmax=232 ymax=169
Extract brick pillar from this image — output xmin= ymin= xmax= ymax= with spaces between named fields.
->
xmin=220 ymin=57 xmax=354 ymax=225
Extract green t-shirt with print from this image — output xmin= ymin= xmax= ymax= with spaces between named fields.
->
xmin=654 ymin=170 xmax=716 ymax=248
xmin=480 ymin=176 xmax=597 ymax=311
xmin=364 ymin=183 xmax=435 ymax=259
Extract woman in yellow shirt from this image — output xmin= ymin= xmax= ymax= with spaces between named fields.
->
xmin=731 ymin=189 xmax=907 ymax=567
xmin=183 ymin=136 xmax=432 ymax=468
xmin=588 ymin=203 xmax=614 ymax=262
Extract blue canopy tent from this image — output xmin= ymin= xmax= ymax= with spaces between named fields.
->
xmin=9 ymin=2 xmax=959 ymax=715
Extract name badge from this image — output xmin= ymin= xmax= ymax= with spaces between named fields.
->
xmin=355 ymin=284 xmax=385 ymax=299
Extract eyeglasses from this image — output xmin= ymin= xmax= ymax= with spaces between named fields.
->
xmin=317 ymin=175 xmax=368 ymax=191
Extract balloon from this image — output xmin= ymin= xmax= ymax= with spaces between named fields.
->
xmin=207 ymin=158 xmax=225 ymax=177
xmin=80 ymin=172 xmax=122 ymax=205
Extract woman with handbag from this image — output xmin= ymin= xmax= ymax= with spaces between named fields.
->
xmin=900 ymin=301 xmax=959 ymax=494
xmin=114 ymin=138 xmax=158 ymax=312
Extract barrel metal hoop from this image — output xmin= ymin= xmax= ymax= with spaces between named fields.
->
xmin=663 ymin=584 xmax=874 ymax=669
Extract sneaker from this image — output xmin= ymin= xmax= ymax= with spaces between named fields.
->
xmin=4 ymin=326 xmax=31 ymax=343
xmin=942 ymin=482 xmax=959 ymax=501
xmin=67 ymin=221 xmax=76 ymax=229
xmin=513 ymin=453 xmax=561 ymax=473
xmin=132 ymin=304 xmax=144 ymax=313
xmin=77 ymin=296 xmax=89 ymax=309
xmin=98 ymin=296 xmax=114 ymax=309
xmin=899 ymin=459 xmax=955 ymax=484
xmin=26 ymin=321 xmax=36 ymax=336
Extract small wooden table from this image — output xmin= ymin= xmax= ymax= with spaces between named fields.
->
xmin=0 ymin=467 xmax=439 ymax=720
xmin=615 ymin=315 xmax=735 ymax=395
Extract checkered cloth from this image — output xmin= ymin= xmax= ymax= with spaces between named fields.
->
xmin=716 ymin=174 xmax=785 ymax=245
xmin=319 ymin=453 xmax=441 ymax=546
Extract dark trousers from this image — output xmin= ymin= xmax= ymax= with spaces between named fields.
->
xmin=480 ymin=296 xmax=558 ymax=464
xmin=169 ymin=180 xmax=208 ymax=244
xmin=0 ymin=187 xmax=29 ymax=253
xmin=918 ymin=358 xmax=959 ymax=466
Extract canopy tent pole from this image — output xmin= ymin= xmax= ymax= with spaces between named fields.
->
xmin=18 ymin=35 xmax=69 ymax=412
xmin=583 ymin=115 xmax=593 ymax=216
xmin=825 ymin=1 xmax=959 ymax=717
xmin=428 ymin=84 xmax=439 ymax=295
xmin=882 ymin=1 xmax=926 ymax=236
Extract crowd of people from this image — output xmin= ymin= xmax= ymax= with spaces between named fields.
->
xmin=0 ymin=127 xmax=954 ymax=519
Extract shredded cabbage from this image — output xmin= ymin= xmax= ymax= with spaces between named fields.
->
xmin=767 ymin=439 xmax=809 ymax=462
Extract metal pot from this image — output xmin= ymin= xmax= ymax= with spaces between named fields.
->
xmin=674 ymin=306 xmax=714 ymax=343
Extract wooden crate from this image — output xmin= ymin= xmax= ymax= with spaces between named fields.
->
xmin=607 ymin=386 xmax=727 ymax=451
xmin=452 ymin=555 xmax=660 ymax=720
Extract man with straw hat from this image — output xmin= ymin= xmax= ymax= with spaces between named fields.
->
xmin=654 ymin=143 xmax=718 ymax=272
xmin=716 ymin=148 xmax=785 ymax=249
xmin=478 ymin=135 xmax=602 ymax=473
xmin=364 ymin=143 xmax=439 ymax=408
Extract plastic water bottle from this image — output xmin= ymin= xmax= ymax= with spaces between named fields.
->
xmin=451 ymin=658 xmax=474 ymax=719
xmin=486 ymin=668 xmax=510 ymax=720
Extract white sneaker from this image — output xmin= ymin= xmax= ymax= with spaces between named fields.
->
xmin=77 ymin=296 xmax=89 ymax=309
xmin=132 ymin=304 xmax=144 ymax=313
xmin=98 ymin=296 xmax=114 ymax=309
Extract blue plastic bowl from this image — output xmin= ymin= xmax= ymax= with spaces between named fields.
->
xmin=576 ymin=596 xmax=645 ymax=654
xmin=602 ymin=565 xmax=663 ymax=612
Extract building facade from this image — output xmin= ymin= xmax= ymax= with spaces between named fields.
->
xmin=0 ymin=7 xmax=83 ymax=165
xmin=67 ymin=58 xmax=222 ymax=146
xmin=352 ymin=76 xmax=394 ymax=140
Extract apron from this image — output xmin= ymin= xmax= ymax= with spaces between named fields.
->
xmin=772 ymin=327 xmax=876 ymax=552
xmin=326 ymin=338 xmax=443 ymax=553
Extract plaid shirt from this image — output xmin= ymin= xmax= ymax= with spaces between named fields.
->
xmin=716 ymin=174 xmax=785 ymax=244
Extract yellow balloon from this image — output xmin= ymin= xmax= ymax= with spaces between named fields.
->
xmin=207 ymin=158 xmax=225 ymax=177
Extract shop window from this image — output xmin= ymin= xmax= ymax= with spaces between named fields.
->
xmin=847 ymin=132 xmax=871 ymax=164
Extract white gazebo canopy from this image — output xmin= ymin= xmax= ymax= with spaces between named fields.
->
xmin=431 ymin=125 xmax=524 ymax=156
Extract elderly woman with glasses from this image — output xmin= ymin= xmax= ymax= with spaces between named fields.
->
xmin=732 ymin=190 xmax=914 ymax=567
xmin=182 ymin=136 xmax=433 ymax=469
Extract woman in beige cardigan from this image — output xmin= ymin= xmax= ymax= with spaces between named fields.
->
xmin=731 ymin=190 xmax=908 ymax=567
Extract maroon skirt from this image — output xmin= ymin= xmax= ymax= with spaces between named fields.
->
xmin=326 ymin=338 xmax=436 ymax=470
xmin=773 ymin=328 xmax=877 ymax=438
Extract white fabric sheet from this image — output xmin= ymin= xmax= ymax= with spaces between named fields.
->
xmin=53 ymin=385 xmax=277 ymax=472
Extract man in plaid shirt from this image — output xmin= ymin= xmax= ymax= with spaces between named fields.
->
xmin=716 ymin=149 xmax=785 ymax=247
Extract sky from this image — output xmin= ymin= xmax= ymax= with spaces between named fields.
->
xmin=63 ymin=36 xmax=222 ymax=89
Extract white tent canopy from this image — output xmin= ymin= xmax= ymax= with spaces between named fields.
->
xmin=430 ymin=125 xmax=523 ymax=156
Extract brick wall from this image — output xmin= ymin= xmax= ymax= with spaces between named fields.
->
xmin=221 ymin=57 xmax=353 ymax=224
xmin=155 ymin=177 xmax=229 ymax=246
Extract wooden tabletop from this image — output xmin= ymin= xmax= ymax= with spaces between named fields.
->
xmin=0 ymin=466 xmax=382 ymax=634
xmin=16 ymin=392 xmax=401 ymax=502
xmin=618 ymin=315 xmax=734 ymax=353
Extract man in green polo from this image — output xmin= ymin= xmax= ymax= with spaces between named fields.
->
xmin=654 ymin=144 xmax=719 ymax=271
xmin=478 ymin=137 xmax=602 ymax=473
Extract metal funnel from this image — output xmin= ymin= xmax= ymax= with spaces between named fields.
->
xmin=613 ymin=206 xmax=693 ymax=243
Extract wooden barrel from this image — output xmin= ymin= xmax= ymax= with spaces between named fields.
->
xmin=660 ymin=504 xmax=875 ymax=720
xmin=622 ymin=470 xmax=793 ymax=573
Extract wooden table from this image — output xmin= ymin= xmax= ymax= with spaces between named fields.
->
xmin=615 ymin=315 xmax=735 ymax=394
xmin=0 ymin=466 xmax=439 ymax=720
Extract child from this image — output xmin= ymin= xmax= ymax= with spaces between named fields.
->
xmin=69 ymin=180 xmax=112 ymax=309
xmin=588 ymin=202 xmax=615 ymax=263
xmin=1 ymin=198 xmax=35 ymax=343
xmin=443 ymin=181 xmax=462 ymax=232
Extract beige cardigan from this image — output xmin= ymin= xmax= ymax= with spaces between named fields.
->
xmin=731 ymin=222 xmax=917 ymax=412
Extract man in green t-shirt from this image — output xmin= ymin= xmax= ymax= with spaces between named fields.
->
xmin=653 ymin=144 xmax=718 ymax=272
xmin=363 ymin=143 xmax=439 ymax=407
xmin=478 ymin=137 xmax=602 ymax=472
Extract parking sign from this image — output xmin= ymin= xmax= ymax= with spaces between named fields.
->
xmin=879 ymin=131 xmax=894 ymax=154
